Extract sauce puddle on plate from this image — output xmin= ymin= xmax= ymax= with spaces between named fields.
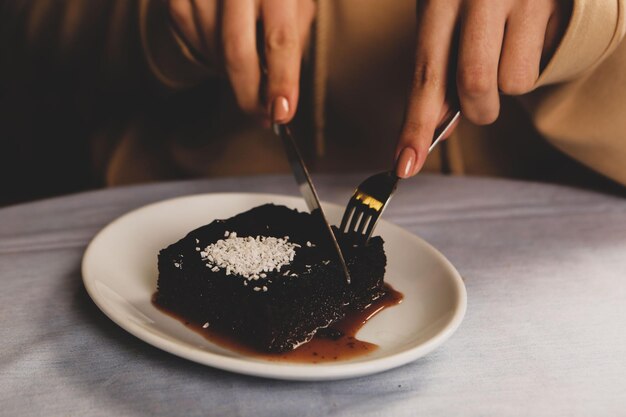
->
xmin=153 ymin=284 xmax=402 ymax=363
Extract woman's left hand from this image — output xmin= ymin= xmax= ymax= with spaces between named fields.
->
xmin=395 ymin=0 xmax=571 ymax=178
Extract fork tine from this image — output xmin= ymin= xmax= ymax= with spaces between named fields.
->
xmin=348 ymin=207 xmax=364 ymax=235
xmin=340 ymin=203 xmax=355 ymax=233
xmin=356 ymin=212 xmax=372 ymax=235
xmin=364 ymin=211 xmax=380 ymax=241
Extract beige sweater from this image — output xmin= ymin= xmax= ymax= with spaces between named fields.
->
xmin=139 ymin=0 xmax=626 ymax=187
xmin=1 ymin=0 xmax=625 ymax=197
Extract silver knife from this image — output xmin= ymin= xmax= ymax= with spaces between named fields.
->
xmin=273 ymin=123 xmax=352 ymax=284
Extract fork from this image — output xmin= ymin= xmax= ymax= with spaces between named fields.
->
xmin=339 ymin=109 xmax=461 ymax=243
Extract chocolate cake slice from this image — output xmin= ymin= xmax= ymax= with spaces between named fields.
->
xmin=155 ymin=204 xmax=387 ymax=353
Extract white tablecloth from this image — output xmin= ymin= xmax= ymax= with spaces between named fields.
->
xmin=1 ymin=174 xmax=625 ymax=416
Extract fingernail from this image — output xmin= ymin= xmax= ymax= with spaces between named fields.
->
xmin=395 ymin=147 xmax=417 ymax=178
xmin=272 ymin=96 xmax=290 ymax=123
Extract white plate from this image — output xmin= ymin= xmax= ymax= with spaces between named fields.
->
xmin=82 ymin=193 xmax=466 ymax=381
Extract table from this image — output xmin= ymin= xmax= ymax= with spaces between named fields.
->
xmin=2 ymin=174 xmax=625 ymax=417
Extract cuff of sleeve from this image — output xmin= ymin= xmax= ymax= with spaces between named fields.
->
xmin=139 ymin=0 xmax=212 ymax=90
xmin=536 ymin=0 xmax=626 ymax=87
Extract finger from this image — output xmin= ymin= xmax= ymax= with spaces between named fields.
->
xmin=456 ymin=0 xmax=506 ymax=125
xmin=169 ymin=0 xmax=203 ymax=54
xmin=189 ymin=0 xmax=219 ymax=61
xmin=221 ymin=0 xmax=262 ymax=114
xmin=498 ymin=3 xmax=551 ymax=95
xmin=263 ymin=0 xmax=301 ymax=123
xmin=395 ymin=1 xmax=458 ymax=178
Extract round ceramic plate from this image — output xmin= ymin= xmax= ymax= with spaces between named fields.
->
xmin=82 ymin=193 xmax=466 ymax=381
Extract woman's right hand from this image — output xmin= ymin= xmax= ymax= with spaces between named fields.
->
xmin=168 ymin=0 xmax=316 ymax=124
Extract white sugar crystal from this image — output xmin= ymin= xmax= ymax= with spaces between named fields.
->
xmin=211 ymin=266 xmax=219 ymax=272
xmin=201 ymin=234 xmax=298 ymax=278
xmin=195 ymin=239 xmax=199 ymax=244
xmin=306 ymin=241 xmax=312 ymax=247
xmin=253 ymin=287 xmax=261 ymax=292
xmin=262 ymin=286 xmax=268 ymax=292
xmin=202 ymin=322 xmax=209 ymax=329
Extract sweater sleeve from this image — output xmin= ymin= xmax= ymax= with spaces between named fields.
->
xmin=523 ymin=0 xmax=626 ymax=186
xmin=536 ymin=0 xmax=626 ymax=86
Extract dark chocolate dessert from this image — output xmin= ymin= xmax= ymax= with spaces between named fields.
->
xmin=155 ymin=204 xmax=387 ymax=353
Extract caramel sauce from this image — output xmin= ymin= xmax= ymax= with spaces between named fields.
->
xmin=153 ymin=284 xmax=403 ymax=363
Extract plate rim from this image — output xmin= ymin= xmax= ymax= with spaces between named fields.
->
xmin=82 ymin=192 xmax=467 ymax=381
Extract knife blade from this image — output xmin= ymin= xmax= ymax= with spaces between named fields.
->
xmin=273 ymin=123 xmax=352 ymax=285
